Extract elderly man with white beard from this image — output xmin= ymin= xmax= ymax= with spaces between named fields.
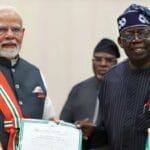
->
xmin=0 ymin=6 xmax=56 ymax=150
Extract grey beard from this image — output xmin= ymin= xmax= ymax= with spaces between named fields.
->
xmin=0 ymin=47 xmax=20 ymax=59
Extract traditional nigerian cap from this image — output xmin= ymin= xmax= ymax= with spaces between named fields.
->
xmin=94 ymin=38 xmax=120 ymax=58
xmin=117 ymin=4 xmax=150 ymax=32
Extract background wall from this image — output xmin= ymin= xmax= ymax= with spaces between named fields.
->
xmin=0 ymin=0 xmax=149 ymax=116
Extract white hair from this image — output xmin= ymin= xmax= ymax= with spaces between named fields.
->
xmin=0 ymin=5 xmax=23 ymax=25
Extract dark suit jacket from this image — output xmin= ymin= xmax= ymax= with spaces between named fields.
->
xmin=60 ymin=77 xmax=109 ymax=150
xmin=60 ymin=77 xmax=100 ymax=123
xmin=90 ymin=60 xmax=150 ymax=150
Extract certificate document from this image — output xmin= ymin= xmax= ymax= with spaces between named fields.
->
xmin=17 ymin=119 xmax=82 ymax=150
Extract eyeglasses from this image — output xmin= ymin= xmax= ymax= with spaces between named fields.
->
xmin=0 ymin=26 xmax=23 ymax=35
xmin=120 ymin=27 xmax=150 ymax=42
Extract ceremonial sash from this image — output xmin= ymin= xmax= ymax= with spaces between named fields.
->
xmin=0 ymin=71 xmax=22 ymax=150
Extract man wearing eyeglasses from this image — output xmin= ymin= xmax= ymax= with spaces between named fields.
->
xmin=60 ymin=38 xmax=120 ymax=150
xmin=0 ymin=6 xmax=56 ymax=150
xmin=76 ymin=4 xmax=150 ymax=150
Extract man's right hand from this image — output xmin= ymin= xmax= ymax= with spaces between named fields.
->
xmin=75 ymin=118 xmax=96 ymax=140
xmin=0 ymin=142 xmax=3 ymax=150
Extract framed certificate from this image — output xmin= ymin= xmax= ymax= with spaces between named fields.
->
xmin=17 ymin=119 xmax=82 ymax=150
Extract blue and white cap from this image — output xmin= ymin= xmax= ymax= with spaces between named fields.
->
xmin=117 ymin=4 xmax=150 ymax=32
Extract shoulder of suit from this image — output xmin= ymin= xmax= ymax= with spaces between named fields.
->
xmin=72 ymin=76 xmax=96 ymax=89
xmin=19 ymin=58 xmax=40 ymax=71
xmin=107 ymin=59 xmax=128 ymax=74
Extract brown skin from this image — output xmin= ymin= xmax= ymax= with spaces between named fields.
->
xmin=118 ymin=26 xmax=150 ymax=69
xmin=75 ymin=118 xmax=96 ymax=140
xmin=92 ymin=52 xmax=117 ymax=80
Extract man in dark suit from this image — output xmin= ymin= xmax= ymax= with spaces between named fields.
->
xmin=60 ymin=38 xmax=120 ymax=150
xmin=76 ymin=4 xmax=150 ymax=150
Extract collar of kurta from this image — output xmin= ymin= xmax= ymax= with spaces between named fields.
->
xmin=0 ymin=56 xmax=20 ymax=68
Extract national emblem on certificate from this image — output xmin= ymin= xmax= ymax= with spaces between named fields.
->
xmin=17 ymin=119 xmax=82 ymax=150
